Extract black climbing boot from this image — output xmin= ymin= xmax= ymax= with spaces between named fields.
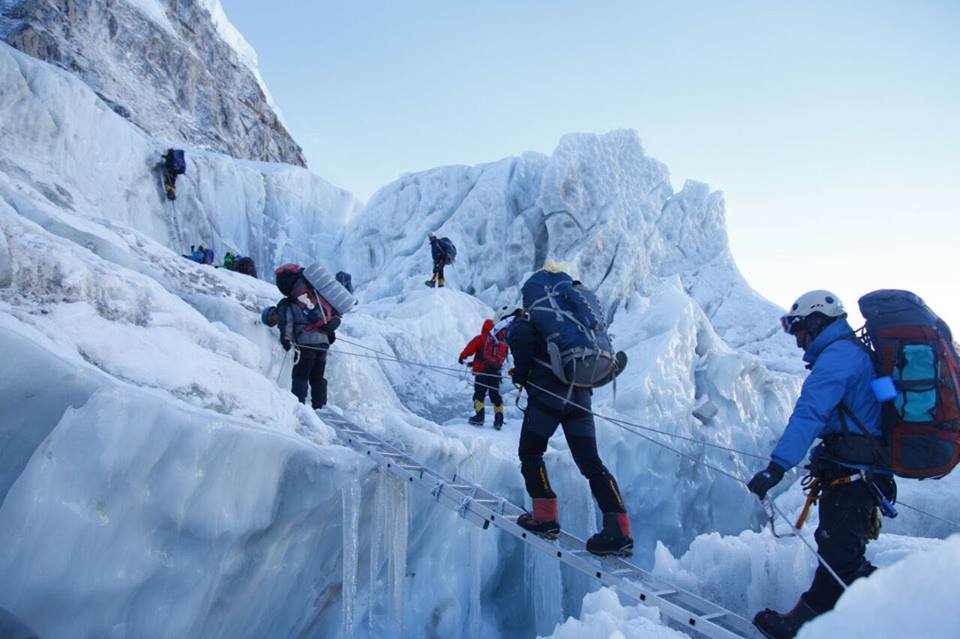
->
xmin=493 ymin=410 xmax=504 ymax=430
xmin=425 ymin=278 xmax=436 ymax=288
xmin=468 ymin=401 xmax=484 ymax=426
xmin=517 ymin=498 xmax=560 ymax=540
xmin=586 ymin=512 xmax=633 ymax=558
xmin=753 ymin=599 xmax=820 ymax=639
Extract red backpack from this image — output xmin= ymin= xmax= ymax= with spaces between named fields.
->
xmin=481 ymin=333 xmax=508 ymax=368
xmin=859 ymin=290 xmax=960 ymax=479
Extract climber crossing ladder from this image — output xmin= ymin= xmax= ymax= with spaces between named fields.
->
xmin=320 ymin=409 xmax=763 ymax=639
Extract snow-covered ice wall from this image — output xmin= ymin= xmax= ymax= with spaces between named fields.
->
xmin=0 ymin=41 xmax=358 ymax=280
xmin=1 ymin=31 xmax=957 ymax=639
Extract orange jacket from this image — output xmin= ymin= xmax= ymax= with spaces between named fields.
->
xmin=460 ymin=319 xmax=508 ymax=372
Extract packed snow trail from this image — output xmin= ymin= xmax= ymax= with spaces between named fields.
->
xmin=321 ymin=410 xmax=764 ymax=639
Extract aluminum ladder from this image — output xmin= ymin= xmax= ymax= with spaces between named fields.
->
xmin=321 ymin=410 xmax=763 ymax=639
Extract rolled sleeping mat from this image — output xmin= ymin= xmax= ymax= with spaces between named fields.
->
xmin=303 ymin=263 xmax=357 ymax=314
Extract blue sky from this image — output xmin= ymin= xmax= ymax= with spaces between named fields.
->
xmin=223 ymin=1 xmax=959 ymax=327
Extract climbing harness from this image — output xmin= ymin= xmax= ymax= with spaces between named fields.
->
xmin=794 ymin=469 xmax=898 ymax=533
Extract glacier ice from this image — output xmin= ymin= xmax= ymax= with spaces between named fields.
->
xmin=342 ymin=480 xmax=361 ymax=638
xmin=0 ymin=33 xmax=956 ymax=639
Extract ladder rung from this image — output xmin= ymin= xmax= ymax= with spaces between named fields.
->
xmin=333 ymin=415 xmax=754 ymax=637
xmin=699 ymin=612 xmax=726 ymax=621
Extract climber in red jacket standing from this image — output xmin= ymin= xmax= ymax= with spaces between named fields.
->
xmin=459 ymin=318 xmax=509 ymax=429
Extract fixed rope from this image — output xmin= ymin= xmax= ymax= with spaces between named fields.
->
xmin=327 ymin=338 xmax=767 ymax=461
xmin=330 ymin=338 xmax=960 ymax=528
xmin=290 ymin=333 xmax=959 ymax=591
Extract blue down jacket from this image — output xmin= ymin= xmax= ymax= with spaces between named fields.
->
xmin=770 ymin=319 xmax=882 ymax=470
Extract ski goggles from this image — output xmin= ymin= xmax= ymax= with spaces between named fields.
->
xmin=780 ymin=314 xmax=806 ymax=335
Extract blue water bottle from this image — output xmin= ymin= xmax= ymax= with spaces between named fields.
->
xmin=871 ymin=376 xmax=898 ymax=403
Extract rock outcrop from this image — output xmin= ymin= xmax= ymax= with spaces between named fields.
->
xmin=1 ymin=0 xmax=306 ymax=166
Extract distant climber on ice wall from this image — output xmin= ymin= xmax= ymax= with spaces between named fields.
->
xmin=425 ymin=233 xmax=456 ymax=288
xmin=159 ymin=148 xmax=186 ymax=201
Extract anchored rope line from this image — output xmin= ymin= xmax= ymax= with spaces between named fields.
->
xmin=765 ymin=498 xmax=848 ymax=593
xmin=310 ymin=338 xmax=846 ymax=589
xmin=287 ymin=333 xmax=959 ymax=592
xmin=329 ymin=338 xmax=767 ymax=461
xmin=895 ymin=500 xmax=960 ymax=529
xmin=315 ymin=340 xmax=960 ymax=530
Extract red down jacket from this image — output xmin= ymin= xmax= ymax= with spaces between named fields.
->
xmin=460 ymin=319 xmax=509 ymax=373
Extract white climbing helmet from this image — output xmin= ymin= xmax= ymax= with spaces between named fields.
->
xmin=781 ymin=290 xmax=846 ymax=334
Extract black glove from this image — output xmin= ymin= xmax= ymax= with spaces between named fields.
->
xmin=327 ymin=331 xmax=336 ymax=345
xmin=458 ymin=357 xmax=465 ymax=365
xmin=747 ymin=462 xmax=786 ymax=500
xmin=324 ymin=316 xmax=342 ymax=332
xmin=281 ymin=338 xmax=291 ymax=352
xmin=509 ymin=367 xmax=527 ymax=386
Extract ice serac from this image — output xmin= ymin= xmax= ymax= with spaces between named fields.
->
xmin=341 ymin=129 xmax=792 ymax=363
xmin=0 ymin=0 xmax=305 ymax=166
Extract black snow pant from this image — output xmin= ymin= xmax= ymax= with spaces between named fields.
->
xmin=801 ymin=472 xmax=895 ymax=613
xmin=163 ymin=170 xmax=177 ymax=194
xmin=518 ymin=399 xmax=626 ymax=514
xmin=473 ymin=371 xmax=503 ymax=407
xmin=433 ymin=260 xmax=445 ymax=284
xmin=292 ymin=346 xmax=328 ymax=409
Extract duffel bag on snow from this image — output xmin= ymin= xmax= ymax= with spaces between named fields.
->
xmin=521 ymin=268 xmax=626 ymax=388
xmin=236 ymin=256 xmax=257 ymax=277
xmin=303 ymin=263 xmax=357 ymax=315
xmin=859 ymin=289 xmax=960 ymax=479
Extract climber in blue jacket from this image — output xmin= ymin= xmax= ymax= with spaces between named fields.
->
xmin=747 ymin=290 xmax=894 ymax=639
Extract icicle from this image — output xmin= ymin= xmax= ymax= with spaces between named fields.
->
xmin=387 ymin=474 xmax=409 ymax=639
xmin=468 ymin=526 xmax=482 ymax=639
xmin=341 ymin=480 xmax=361 ymax=638
xmin=368 ymin=471 xmax=387 ymax=634
xmin=525 ymin=540 xmax=564 ymax=636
